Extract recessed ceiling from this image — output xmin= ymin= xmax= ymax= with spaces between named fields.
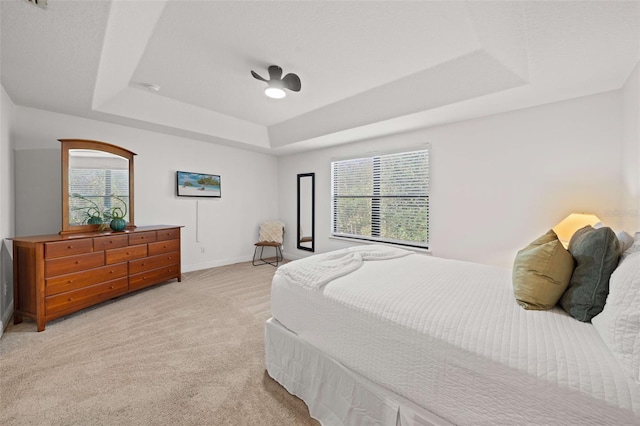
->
xmin=1 ymin=0 xmax=638 ymax=155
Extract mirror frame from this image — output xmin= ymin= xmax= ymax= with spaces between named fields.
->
xmin=60 ymin=139 xmax=136 ymax=234
xmin=297 ymin=172 xmax=315 ymax=252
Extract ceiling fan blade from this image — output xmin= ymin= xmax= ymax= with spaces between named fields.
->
xmin=282 ymin=73 xmax=301 ymax=92
xmin=268 ymin=65 xmax=283 ymax=81
xmin=251 ymin=70 xmax=267 ymax=82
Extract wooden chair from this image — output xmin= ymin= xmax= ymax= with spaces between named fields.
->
xmin=253 ymin=220 xmax=284 ymax=267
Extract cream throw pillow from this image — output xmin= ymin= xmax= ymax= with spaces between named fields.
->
xmin=259 ymin=220 xmax=284 ymax=244
xmin=512 ymin=230 xmax=575 ymax=310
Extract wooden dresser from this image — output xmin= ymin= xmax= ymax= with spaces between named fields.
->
xmin=11 ymin=225 xmax=182 ymax=331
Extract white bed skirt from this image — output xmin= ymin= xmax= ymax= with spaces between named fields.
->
xmin=265 ymin=317 xmax=453 ymax=426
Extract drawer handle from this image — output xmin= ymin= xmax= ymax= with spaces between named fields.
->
xmin=109 ymin=286 xmax=115 ymax=289
xmin=109 ymin=270 xmax=114 ymax=274
xmin=68 ymin=280 xmax=73 ymax=284
xmin=75 ymin=261 xmax=80 ymax=265
xmin=68 ymin=297 xmax=73 ymax=301
xmin=143 ymin=277 xmax=147 ymax=280
xmin=141 ymin=263 xmax=146 ymax=266
xmin=167 ymin=257 xmax=172 ymax=260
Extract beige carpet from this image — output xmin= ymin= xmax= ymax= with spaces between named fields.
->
xmin=0 ymin=261 xmax=318 ymax=426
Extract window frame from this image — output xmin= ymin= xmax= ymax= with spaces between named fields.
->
xmin=330 ymin=146 xmax=430 ymax=249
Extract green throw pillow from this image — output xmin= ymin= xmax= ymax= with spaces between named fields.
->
xmin=512 ymin=230 xmax=575 ymax=310
xmin=559 ymin=225 xmax=620 ymax=322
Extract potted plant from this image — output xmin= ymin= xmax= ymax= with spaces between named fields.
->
xmin=71 ymin=193 xmax=104 ymax=225
xmin=70 ymin=193 xmax=128 ymax=231
xmin=103 ymin=194 xmax=128 ymax=232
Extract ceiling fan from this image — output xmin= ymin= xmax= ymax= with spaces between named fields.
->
xmin=251 ymin=65 xmax=301 ymax=99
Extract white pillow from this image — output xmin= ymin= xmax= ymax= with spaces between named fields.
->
xmin=619 ymin=232 xmax=640 ymax=264
xmin=593 ymin=223 xmax=634 ymax=254
xmin=617 ymin=231 xmax=635 ymax=253
xmin=592 ymin=251 xmax=640 ymax=383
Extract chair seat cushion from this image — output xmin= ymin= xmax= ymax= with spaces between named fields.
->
xmin=255 ymin=241 xmax=281 ymax=247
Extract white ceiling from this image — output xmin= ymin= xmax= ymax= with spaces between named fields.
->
xmin=1 ymin=0 xmax=638 ymax=155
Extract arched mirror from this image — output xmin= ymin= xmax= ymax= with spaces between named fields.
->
xmin=60 ymin=139 xmax=136 ymax=234
xmin=297 ymin=173 xmax=315 ymax=252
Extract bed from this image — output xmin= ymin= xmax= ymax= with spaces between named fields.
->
xmin=265 ymin=245 xmax=640 ymax=425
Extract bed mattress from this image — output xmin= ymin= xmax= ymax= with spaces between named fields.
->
xmin=270 ymin=252 xmax=640 ymax=425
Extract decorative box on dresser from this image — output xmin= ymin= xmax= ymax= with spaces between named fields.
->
xmin=11 ymin=225 xmax=182 ymax=331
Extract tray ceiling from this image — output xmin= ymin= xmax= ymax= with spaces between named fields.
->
xmin=1 ymin=1 xmax=638 ymax=154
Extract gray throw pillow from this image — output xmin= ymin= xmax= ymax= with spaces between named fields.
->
xmin=560 ymin=225 xmax=620 ymax=322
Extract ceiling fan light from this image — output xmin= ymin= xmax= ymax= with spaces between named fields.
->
xmin=265 ymin=87 xmax=286 ymax=99
xmin=144 ymin=83 xmax=161 ymax=92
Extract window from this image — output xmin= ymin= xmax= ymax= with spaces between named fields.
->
xmin=331 ymin=148 xmax=430 ymax=248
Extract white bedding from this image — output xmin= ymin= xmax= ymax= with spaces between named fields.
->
xmin=275 ymin=245 xmax=412 ymax=291
xmin=270 ymin=251 xmax=640 ymax=425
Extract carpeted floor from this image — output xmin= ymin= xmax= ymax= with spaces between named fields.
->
xmin=0 ymin=261 xmax=318 ymax=426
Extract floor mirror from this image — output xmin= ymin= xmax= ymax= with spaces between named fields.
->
xmin=297 ymin=173 xmax=315 ymax=252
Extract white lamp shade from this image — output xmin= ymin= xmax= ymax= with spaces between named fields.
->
xmin=552 ymin=213 xmax=601 ymax=248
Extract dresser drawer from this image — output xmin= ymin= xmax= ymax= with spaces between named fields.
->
xmin=105 ymin=244 xmax=147 ymax=265
xmin=148 ymin=239 xmax=180 ymax=256
xmin=129 ymin=265 xmax=180 ymax=292
xmin=45 ymin=252 xmax=105 ymax=278
xmin=129 ymin=251 xmax=179 ymax=275
xmin=45 ymin=263 xmax=128 ymax=296
xmin=93 ymin=235 xmax=129 ymax=252
xmin=156 ymin=228 xmax=180 ymax=241
xmin=45 ymin=277 xmax=128 ymax=316
xmin=45 ymin=239 xmax=93 ymax=259
xmin=128 ymin=231 xmax=157 ymax=245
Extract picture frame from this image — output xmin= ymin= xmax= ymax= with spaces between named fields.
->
xmin=176 ymin=171 xmax=221 ymax=197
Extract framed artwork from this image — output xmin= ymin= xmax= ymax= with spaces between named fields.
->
xmin=176 ymin=171 xmax=221 ymax=197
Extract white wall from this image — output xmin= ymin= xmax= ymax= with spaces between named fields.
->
xmin=14 ymin=149 xmax=60 ymax=236
xmin=621 ymin=62 xmax=640 ymax=232
xmin=13 ymin=107 xmax=279 ymax=272
xmin=1 ymin=85 xmax=16 ymax=338
xmin=278 ymin=90 xmax=625 ymax=268
xmin=7 ymin=83 xmax=637 ymax=275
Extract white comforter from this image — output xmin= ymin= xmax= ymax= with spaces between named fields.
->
xmin=271 ymin=252 xmax=640 ymax=425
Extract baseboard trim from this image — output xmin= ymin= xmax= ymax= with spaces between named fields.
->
xmin=282 ymin=251 xmax=317 ymax=261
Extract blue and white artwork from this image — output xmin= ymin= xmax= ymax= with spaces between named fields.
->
xmin=177 ymin=171 xmax=221 ymax=197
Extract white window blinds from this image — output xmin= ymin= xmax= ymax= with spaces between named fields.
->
xmin=331 ymin=148 xmax=430 ymax=248
xmin=68 ymin=169 xmax=129 ymax=225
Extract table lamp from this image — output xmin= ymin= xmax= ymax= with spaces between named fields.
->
xmin=552 ymin=213 xmax=601 ymax=248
